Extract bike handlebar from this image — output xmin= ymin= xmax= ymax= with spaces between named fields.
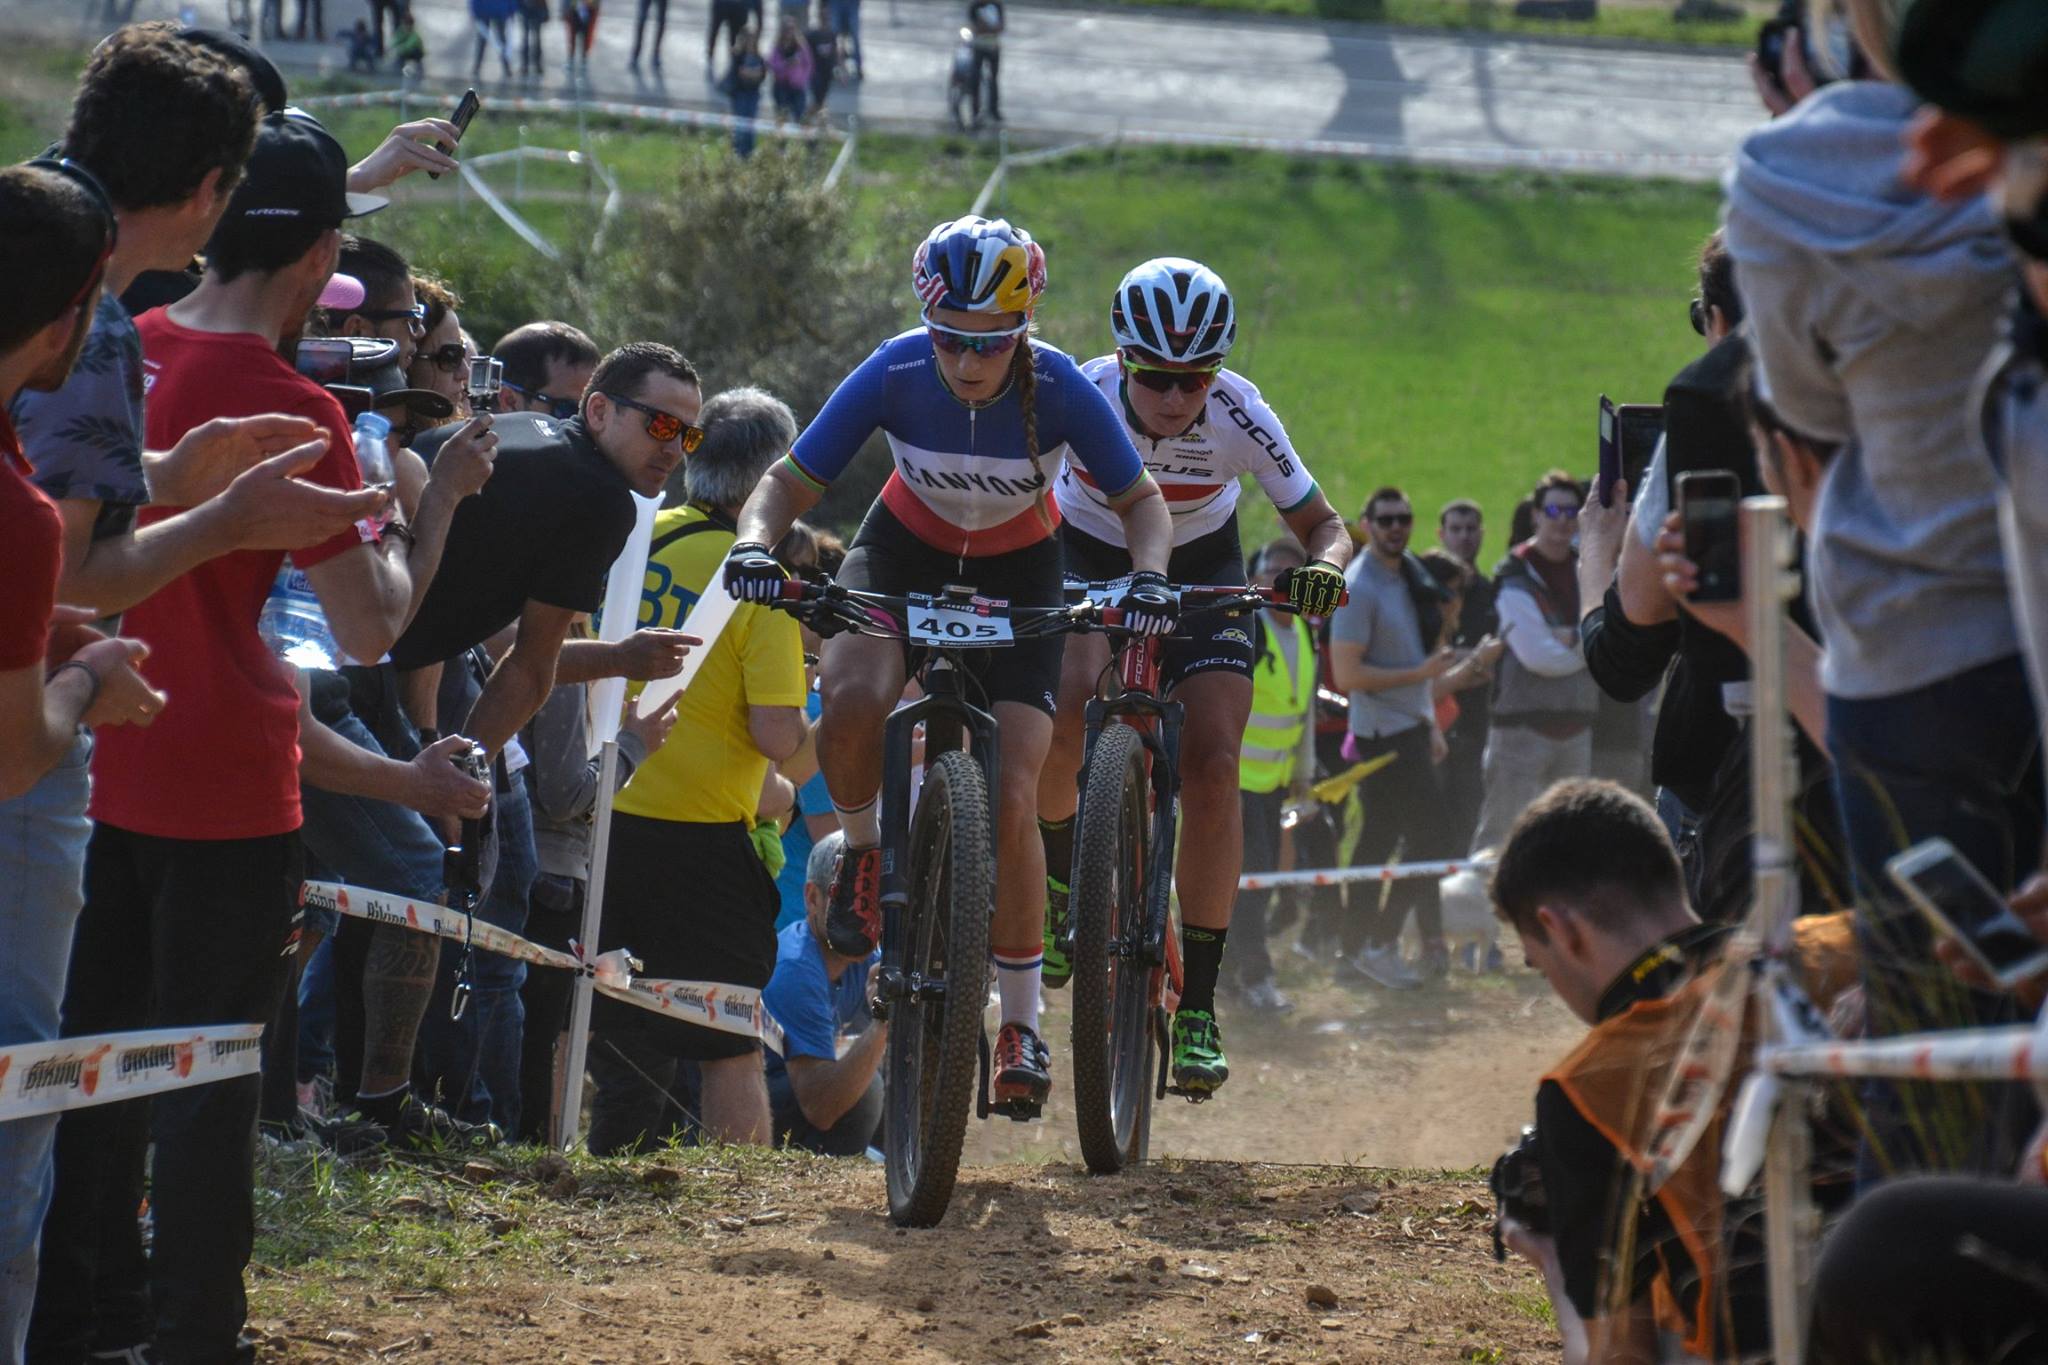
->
xmin=763 ymin=577 xmax=1343 ymax=643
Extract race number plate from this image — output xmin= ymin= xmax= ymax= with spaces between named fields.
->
xmin=907 ymin=593 xmax=1014 ymax=647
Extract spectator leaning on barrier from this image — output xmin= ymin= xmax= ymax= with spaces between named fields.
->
xmin=588 ymin=385 xmax=809 ymax=1154
xmin=0 ymin=163 xmax=170 ymax=1363
xmin=1725 ymin=0 xmax=2042 ymax=1175
xmin=1470 ymin=471 xmax=1595 ymax=857
xmin=1325 ymin=485 xmax=1456 ymax=989
xmin=761 ymin=831 xmax=887 ymax=1155
xmin=1226 ymin=538 xmax=1316 ymax=1015
xmin=512 ymin=628 xmax=680 ymax=1144
xmin=390 ymin=343 xmax=702 ymax=1135
xmin=32 ymin=112 xmax=414 ymax=1365
xmin=494 ymin=319 xmax=600 ymax=421
xmin=1490 ymin=779 xmax=1856 ymax=1365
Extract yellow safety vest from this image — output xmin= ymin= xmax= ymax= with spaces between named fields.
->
xmin=1240 ymin=613 xmax=1313 ymax=794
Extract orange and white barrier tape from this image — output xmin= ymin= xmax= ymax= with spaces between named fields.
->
xmin=0 ymin=1025 xmax=264 ymax=1124
xmin=1761 ymin=1024 xmax=2048 ymax=1084
xmin=300 ymin=881 xmax=782 ymax=1051
xmin=1237 ymin=856 xmax=1493 ymax=891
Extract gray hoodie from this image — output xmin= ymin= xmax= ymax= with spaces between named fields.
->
xmin=1725 ymin=80 xmax=2017 ymax=700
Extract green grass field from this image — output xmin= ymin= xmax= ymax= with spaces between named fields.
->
xmin=4 ymin=77 xmax=1722 ymax=544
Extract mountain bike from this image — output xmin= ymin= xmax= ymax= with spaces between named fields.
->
xmin=1061 ymin=583 xmax=1316 ymax=1174
xmin=767 ymin=577 xmax=1086 ymax=1226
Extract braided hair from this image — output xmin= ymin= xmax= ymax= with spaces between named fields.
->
xmin=1011 ymin=333 xmax=1053 ymax=534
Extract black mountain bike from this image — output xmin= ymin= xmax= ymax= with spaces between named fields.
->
xmin=768 ymin=577 xmax=1086 ymax=1226
xmin=1060 ymin=583 xmax=1313 ymax=1174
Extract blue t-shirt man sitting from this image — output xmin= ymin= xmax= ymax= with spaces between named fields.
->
xmin=762 ymin=831 xmax=885 ymax=1154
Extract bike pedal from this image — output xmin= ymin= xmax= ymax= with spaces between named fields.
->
xmin=992 ymin=1097 xmax=1044 ymax=1122
xmin=1166 ymin=1084 xmax=1215 ymax=1105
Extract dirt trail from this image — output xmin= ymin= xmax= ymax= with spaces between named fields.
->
xmin=253 ymin=1160 xmax=1561 ymax=1364
xmin=251 ymin=969 xmax=1574 ymax=1364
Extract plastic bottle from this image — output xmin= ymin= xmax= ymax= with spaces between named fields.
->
xmin=352 ymin=410 xmax=396 ymax=533
xmin=257 ymin=559 xmax=341 ymax=671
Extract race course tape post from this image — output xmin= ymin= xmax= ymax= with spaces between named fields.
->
xmin=298 ymin=880 xmax=786 ymax=1053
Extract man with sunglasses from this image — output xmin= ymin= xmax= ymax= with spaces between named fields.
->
xmin=388 ymin=343 xmax=704 ymax=1132
xmin=1037 ymin=257 xmax=1350 ymax=1095
xmin=1467 ymin=470 xmax=1597 ymax=862
xmin=494 ymin=319 xmax=601 ymax=422
xmin=327 ymin=233 xmax=424 ymax=372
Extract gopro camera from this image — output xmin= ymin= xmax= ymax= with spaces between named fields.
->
xmin=466 ymin=355 xmax=503 ymax=412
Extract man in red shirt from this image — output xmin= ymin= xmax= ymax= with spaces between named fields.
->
xmin=0 ymin=165 xmax=167 ymax=1363
xmin=31 ymin=113 xmax=427 ymax=1365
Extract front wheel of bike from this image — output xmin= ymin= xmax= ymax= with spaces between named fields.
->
xmin=1070 ymin=721 xmax=1156 ymax=1174
xmin=885 ymin=747 xmax=993 ymax=1227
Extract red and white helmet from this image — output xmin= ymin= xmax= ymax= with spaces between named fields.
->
xmin=1109 ymin=257 xmax=1236 ymax=364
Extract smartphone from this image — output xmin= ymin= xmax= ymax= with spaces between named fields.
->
xmin=1597 ymin=396 xmax=1621 ymax=507
xmin=1617 ymin=403 xmax=1664 ymax=497
xmin=427 ymin=88 xmax=481 ymax=181
xmin=1887 ymin=838 xmax=2048 ymax=988
xmin=327 ymin=384 xmax=374 ymax=423
xmin=1677 ymin=470 xmax=1741 ymax=603
xmin=294 ymin=336 xmax=355 ymax=386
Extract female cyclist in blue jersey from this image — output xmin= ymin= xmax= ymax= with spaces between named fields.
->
xmin=1036 ymin=258 xmax=1353 ymax=1097
xmin=723 ymin=216 xmax=1174 ymax=1113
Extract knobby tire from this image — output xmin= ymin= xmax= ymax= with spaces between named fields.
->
xmin=1069 ymin=721 xmax=1155 ymax=1174
xmin=886 ymin=748 xmax=993 ymax=1227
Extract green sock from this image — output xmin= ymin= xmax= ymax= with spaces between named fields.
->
xmin=1179 ymin=925 xmax=1228 ymax=1017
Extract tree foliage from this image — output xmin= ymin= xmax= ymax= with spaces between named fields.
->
xmin=574 ymin=143 xmax=915 ymax=530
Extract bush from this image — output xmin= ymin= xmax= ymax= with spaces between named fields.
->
xmin=574 ymin=142 xmax=916 ymax=530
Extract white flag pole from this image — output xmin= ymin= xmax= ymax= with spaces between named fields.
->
xmin=555 ymin=493 xmax=658 ymax=1150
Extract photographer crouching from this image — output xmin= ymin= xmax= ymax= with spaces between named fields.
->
xmin=1488 ymin=778 xmax=1856 ymax=1364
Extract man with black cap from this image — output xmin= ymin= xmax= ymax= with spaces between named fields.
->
xmin=23 ymin=111 xmax=485 ymax=1365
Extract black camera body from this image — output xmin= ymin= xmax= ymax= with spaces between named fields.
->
xmin=1490 ymin=1125 xmax=1550 ymax=1262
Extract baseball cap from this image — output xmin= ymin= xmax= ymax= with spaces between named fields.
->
xmin=318 ymin=272 xmax=365 ymax=311
xmin=225 ymin=112 xmax=388 ymax=230
xmin=1898 ymin=0 xmax=2048 ymax=140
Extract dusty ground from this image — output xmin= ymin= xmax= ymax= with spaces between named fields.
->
xmin=248 ymin=961 xmax=1573 ymax=1364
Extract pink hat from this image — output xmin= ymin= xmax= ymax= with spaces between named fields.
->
xmin=317 ymin=272 xmax=365 ymax=311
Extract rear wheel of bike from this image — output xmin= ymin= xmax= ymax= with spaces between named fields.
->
xmin=885 ymin=747 xmax=993 ymax=1227
xmin=1070 ymin=722 xmax=1155 ymax=1174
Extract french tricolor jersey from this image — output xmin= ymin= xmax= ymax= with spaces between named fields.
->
xmin=786 ymin=331 xmax=1146 ymax=557
xmin=1054 ymin=356 xmax=1319 ymax=546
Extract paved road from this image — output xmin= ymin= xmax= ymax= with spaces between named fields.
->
xmin=16 ymin=0 xmax=1762 ymax=177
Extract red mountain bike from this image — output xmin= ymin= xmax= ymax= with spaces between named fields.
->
xmin=1061 ymin=583 xmax=1317 ymax=1174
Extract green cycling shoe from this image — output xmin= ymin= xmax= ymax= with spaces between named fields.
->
xmin=1170 ymin=1009 xmax=1230 ymax=1096
xmin=1042 ymin=875 xmax=1072 ymax=989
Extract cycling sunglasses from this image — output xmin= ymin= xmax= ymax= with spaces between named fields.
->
xmin=354 ymin=301 xmax=428 ymax=336
xmin=500 ymin=378 xmax=581 ymax=421
xmin=1122 ymin=356 xmax=1222 ymax=395
xmin=28 ymin=156 xmax=118 ymax=314
xmin=420 ymin=342 xmax=467 ymax=375
xmin=926 ymin=317 xmax=1029 ymax=357
xmin=604 ymin=391 xmax=706 ymax=453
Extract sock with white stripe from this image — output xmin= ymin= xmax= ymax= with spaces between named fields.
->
xmin=992 ymin=951 xmax=1043 ymax=1030
xmin=833 ymin=791 xmax=880 ymax=848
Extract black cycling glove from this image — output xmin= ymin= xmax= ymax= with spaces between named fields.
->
xmin=1116 ymin=570 xmax=1179 ymax=637
xmin=723 ymin=541 xmax=788 ymax=603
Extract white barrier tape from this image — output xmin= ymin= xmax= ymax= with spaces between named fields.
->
xmin=1761 ymin=1026 xmax=2048 ymax=1084
xmin=301 ymin=881 xmax=781 ymax=1050
xmin=0 ymin=1025 xmax=264 ymax=1124
xmin=295 ymin=89 xmax=843 ymax=142
xmin=1237 ymin=856 xmax=1494 ymax=891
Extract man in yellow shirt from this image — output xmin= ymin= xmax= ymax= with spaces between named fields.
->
xmin=587 ymin=388 xmax=811 ymax=1151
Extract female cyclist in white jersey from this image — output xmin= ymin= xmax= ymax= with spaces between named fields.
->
xmin=1037 ymin=257 xmax=1352 ymax=1095
xmin=723 ymin=217 xmax=1174 ymax=1113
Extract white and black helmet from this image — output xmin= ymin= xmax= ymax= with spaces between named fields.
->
xmin=1109 ymin=257 xmax=1236 ymax=364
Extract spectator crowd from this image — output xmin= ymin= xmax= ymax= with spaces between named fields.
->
xmin=4 ymin=2 xmax=2048 ymax=1363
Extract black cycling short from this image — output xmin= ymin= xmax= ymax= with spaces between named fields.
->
xmin=1059 ymin=515 xmax=1254 ymax=688
xmin=591 ymin=813 xmax=777 ymax=1061
xmin=840 ymin=500 xmax=1067 ymax=716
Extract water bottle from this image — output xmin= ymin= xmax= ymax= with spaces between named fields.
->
xmin=353 ymin=410 xmax=396 ymax=534
xmin=257 ymin=559 xmax=341 ymax=672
